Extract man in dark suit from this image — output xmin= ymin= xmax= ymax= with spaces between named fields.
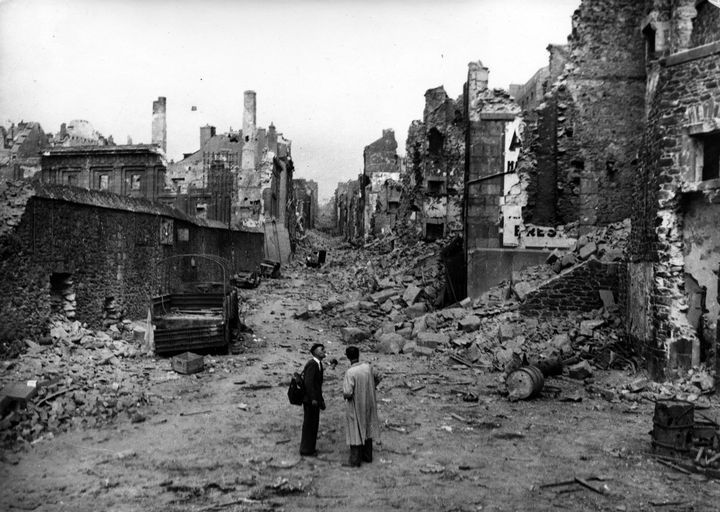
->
xmin=300 ymin=343 xmax=326 ymax=456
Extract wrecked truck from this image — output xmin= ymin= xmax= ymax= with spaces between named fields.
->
xmin=151 ymin=254 xmax=238 ymax=356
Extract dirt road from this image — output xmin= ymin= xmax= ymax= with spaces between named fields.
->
xmin=2 ymin=243 xmax=720 ymax=511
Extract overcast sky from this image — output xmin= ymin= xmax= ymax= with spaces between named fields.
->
xmin=0 ymin=0 xmax=579 ymax=201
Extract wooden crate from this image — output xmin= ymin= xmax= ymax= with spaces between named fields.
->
xmin=172 ymin=352 xmax=204 ymax=374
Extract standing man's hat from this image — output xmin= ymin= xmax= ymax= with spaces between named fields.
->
xmin=310 ymin=343 xmax=324 ymax=354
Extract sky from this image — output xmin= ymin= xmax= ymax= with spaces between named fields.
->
xmin=0 ymin=0 xmax=580 ymax=202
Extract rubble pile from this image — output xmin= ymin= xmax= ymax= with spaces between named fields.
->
xmin=0 ymin=319 xmax=155 ymax=449
xmin=547 ymin=218 xmax=630 ymax=273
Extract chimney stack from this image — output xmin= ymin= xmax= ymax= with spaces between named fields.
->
xmin=241 ymin=90 xmax=256 ymax=171
xmin=152 ymin=96 xmax=167 ymax=153
xmin=200 ymin=125 xmax=216 ymax=148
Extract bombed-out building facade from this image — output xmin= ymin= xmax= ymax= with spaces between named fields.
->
xmin=331 ymin=0 xmax=720 ymax=378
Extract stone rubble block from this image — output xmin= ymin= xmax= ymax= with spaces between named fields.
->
xmin=405 ymin=303 xmax=427 ymax=319
xmin=550 ymin=333 xmax=572 ymax=354
xmin=412 ymin=315 xmax=429 ymax=337
xmin=343 ymin=301 xmax=361 ymax=312
xmin=376 ymin=333 xmax=403 ymax=354
xmin=458 ymin=315 xmax=481 ymax=332
xmin=498 ymin=324 xmax=515 ymax=342
xmin=579 ymin=319 xmax=604 ymax=337
xmin=401 ymin=340 xmax=417 ymax=354
xmin=512 ymin=281 xmax=534 ymax=301
xmin=561 ymin=253 xmax=578 ymax=268
xmin=396 ymin=326 xmax=413 ymax=339
xmin=578 ymin=242 xmax=597 ymax=260
xmin=340 ymin=327 xmax=372 ymax=344
xmin=412 ymin=346 xmax=434 ymax=358
xmin=568 ymin=360 xmax=594 ymax=380
xmin=403 ymin=285 xmax=423 ymax=305
xmin=371 ymin=289 xmax=398 ymax=303
xmin=416 ymin=332 xmax=449 ymax=349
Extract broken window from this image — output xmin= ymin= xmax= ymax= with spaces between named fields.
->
xmin=427 ymin=179 xmax=445 ymax=195
xmin=428 ymin=128 xmax=444 ymax=156
xmin=692 ymin=131 xmax=720 ymax=182
xmin=425 ymin=222 xmax=444 ymax=241
xmin=643 ymin=24 xmax=657 ymax=60
xmin=131 ymin=174 xmax=142 ymax=190
xmin=98 ymin=174 xmax=109 ymax=190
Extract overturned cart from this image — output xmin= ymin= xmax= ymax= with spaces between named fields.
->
xmin=152 ymin=254 xmax=238 ymax=356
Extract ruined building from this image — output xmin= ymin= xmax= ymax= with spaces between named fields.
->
xmin=402 ymin=86 xmax=465 ymax=241
xmin=506 ymin=0 xmax=720 ymax=377
xmin=0 ymin=122 xmax=49 ymax=180
xmin=362 ymin=129 xmax=402 ymax=238
xmin=293 ymin=178 xmax=319 ymax=234
xmin=629 ymin=0 xmax=720 ymax=376
xmin=166 ymin=91 xmax=295 ymax=263
xmin=335 ymin=179 xmax=363 ymax=241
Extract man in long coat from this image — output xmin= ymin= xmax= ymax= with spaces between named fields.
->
xmin=300 ymin=343 xmax=325 ymax=456
xmin=342 ymin=345 xmax=381 ymax=467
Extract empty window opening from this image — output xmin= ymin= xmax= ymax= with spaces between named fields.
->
xmin=98 ymin=174 xmax=109 ymax=190
xmin=425 ymin=222 xmax=445 ymax=241
xmin=428 ymin=128 xmax=444 ymax=156
xmin=698 ymin=132 xmax=720 ymax=181
xmin=427 ymin=180 xmax=445 ymax=195
xmin=50 ymin=273 xmax=76 ymax=320
xmin=388 ymin=201 xmax=400 ymax=212
xmin=643 ymin=25 xmax=656 ymax=60
xmin=131 ymin=174 xmax=142 ymax=190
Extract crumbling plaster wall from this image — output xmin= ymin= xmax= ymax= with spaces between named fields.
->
xmin=0 ymin=181 xmax=264 ymax=342
xmin=630 ymin=10 xmax=720 ymax=375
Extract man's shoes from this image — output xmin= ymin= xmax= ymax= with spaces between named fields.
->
xmin=341 ymin=461 xmax=361 ymax=468
xmin=300 ymin=450 xmax=319 ymax=457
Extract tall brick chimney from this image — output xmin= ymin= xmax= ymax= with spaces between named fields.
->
xmin=152 ymin=96 xmax=167 ymax=153
xmin=241 ymin=90 xmax=257 ymax=171
xmin=200 ymin=125 xmax=215 ymax=149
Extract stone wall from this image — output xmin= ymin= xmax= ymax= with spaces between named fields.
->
xmin=630 ymin=39 xmax=720 ymax=375
xmin=520 ymin=259 xmax=622 ymax=316
xmin=0 ymin=181 xmax=264 ymax=343
xmin=690 ymin=1 xmax=720 ymax=48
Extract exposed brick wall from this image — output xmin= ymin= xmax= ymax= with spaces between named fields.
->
xmin=0 ymin=182 xmax=264 ymax=343
xmin=520 ymin=259 xmax=622 ymax=316
xmin=630 ymin=40 xmax=720 ymax=374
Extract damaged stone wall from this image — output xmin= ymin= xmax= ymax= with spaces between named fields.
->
xmin=0 ymin=181 xmax=264 ymax=343
xmin=527 ymin=0 xmax=646 ymax=228
xmin=629 ymin=0 xmax=720 ymax=376
xmin=402 ymin=87 xmax=466 ymax=240
xmin=363 ymin=129 xmax=401 ymax=238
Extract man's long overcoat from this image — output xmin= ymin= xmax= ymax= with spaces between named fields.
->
xmin=343 ymin=361 xmax=380 ymax=445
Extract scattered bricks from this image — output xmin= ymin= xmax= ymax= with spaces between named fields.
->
xmin=498 ymin=324 xmax=515 ymax=342
xmin=322 ymin=297 xmax=342 ymax=310
xmin=380 ymin=322 xmax=396 ymax=334
xmin=512 ymin=281 xmax=534 ymax=301
xmin=417 ymin=332 xmax=450 ymax=349
xmin=458 ymin=315 xmax=482 ymax=333
xmin=459 ymin=297 xmax=472 ymax=309
xmin=412 ymin=346 xmax=434 ymax=358
xmin=371 ymin=289 xmax=397 ymax=303
xmin=376 ymin=278 xmax=395 ymax=289
xmin=341 ymin=327 xmax=372 ymax=344
xmin=578 ymin=242 xmax=597 ymax=260
xmin=402 ymin=340 xmax=417 ymax=354
xmin=579 ymin=319 xmax=604 ymax=337
xmin=1 ymin=382 xmax=38 ymax=404
xmin=403 ymin=285 xmax=423 ymax=305
xmin=568 ymin=360 xmax=594 ymax=380
xmin=405 ymin=303 xmax=428 ymax=319
xmin=377 ymin=333 xmax=403 ymax=354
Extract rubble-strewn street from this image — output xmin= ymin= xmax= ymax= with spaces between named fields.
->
xmin=2 ymin=233 xmax=720 ymax=511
